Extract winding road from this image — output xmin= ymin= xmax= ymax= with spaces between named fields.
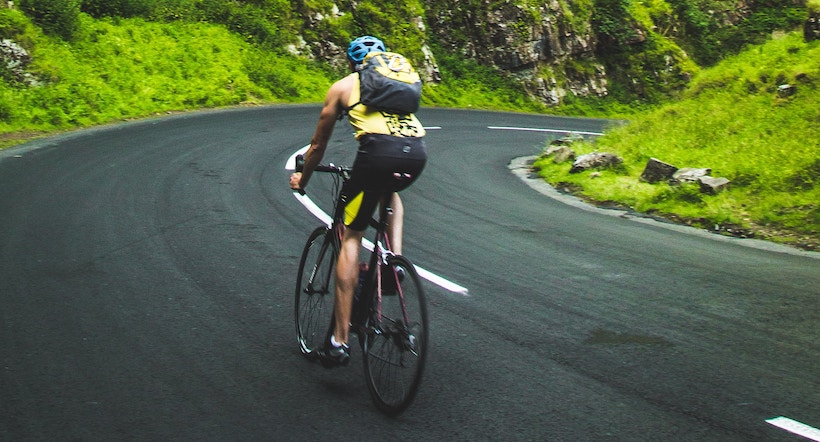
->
xmin=1 ymin=106 xmax=818 ymax=440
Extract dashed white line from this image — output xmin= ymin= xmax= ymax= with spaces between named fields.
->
xmin=766 ymin=416 xmax=820 ymax=441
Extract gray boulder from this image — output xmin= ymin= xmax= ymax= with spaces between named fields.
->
xmin=550 ymin=133 xmax=585 ymax=146
xmin=543 ymin=145 xmax=576 ymax=164
xmin=698 ymin=176 xmax=731 ymax=194
xmin=640 ymin=158 xmax=678 ymax=183
xmin=570 ymin=152 xmax=623 ymax=173
xmin=672 ymin=167 xmax=711 ymax=184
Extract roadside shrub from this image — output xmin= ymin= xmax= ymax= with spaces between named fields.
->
xmin=0 ymin=8 xmax=31 ymax=39
xmin=147 ymin=0 xmax=197 ymax=21
xmin=18 ymin=0 xmax=81 ymax=40
xmin=81 ymin=0 xmax=154 ymax=18
xmin=194 ymin=0 xmax=284 ymax=48
xmin=666 ymin=0 xmax=806 ymax=66
xmin=592 ymin=0 xmax=639 ymax=46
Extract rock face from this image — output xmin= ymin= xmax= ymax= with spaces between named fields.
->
xmin=0 ymin=39 xmax=40 ymax=86
xmin=422 ymin=0 xmax=789 ymax=107
xmin=426 ymin=1 xmax=609 ymax=106
xmin=163 ymin=1 xmax=796 ymax=110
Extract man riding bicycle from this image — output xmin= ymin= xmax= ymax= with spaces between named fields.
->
xmin=289 ymin=36 xmax=427 ymax=367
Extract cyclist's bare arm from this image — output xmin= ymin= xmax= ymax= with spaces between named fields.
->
xmin=290 ymin=75 xmax=354 ymax=191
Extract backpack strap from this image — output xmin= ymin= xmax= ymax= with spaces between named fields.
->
xmin=338 ymin=104 xmax=355 ymax=121
xmin=340 ymin=70 xmax=364 ymax=118
xmin=343 ymin=101 xmax=361 ymax=113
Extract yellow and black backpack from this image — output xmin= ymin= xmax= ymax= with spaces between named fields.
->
xmin=352 ymin=51 xmax=422 ymax=115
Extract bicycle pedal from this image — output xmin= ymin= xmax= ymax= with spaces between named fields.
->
xmin=397 ymin=336 xmax=416 ymax=352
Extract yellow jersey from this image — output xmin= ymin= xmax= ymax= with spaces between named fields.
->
xmin=346 ymin=73 xmax=426 ymax=140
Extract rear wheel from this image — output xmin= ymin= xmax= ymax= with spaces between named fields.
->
xmin=362 ymin=255 xmax=428 ymax=415
xmin=294 ymin=227 xmax=337 ymax=357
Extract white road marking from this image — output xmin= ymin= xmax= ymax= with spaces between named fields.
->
xmin=488 ymin=125 xmax=604 ymax=136
xmin=766 ymin=416 xmax=820 ymax=441
xmin=285 ymin=145 xmax=310 ymax=170
xmin=292 ymin=192 xmax=332 ymax=227
xmin=286 ymin=147 xmax=470 ymax=296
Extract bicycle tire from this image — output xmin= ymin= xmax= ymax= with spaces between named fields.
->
xmin=295 ymin=226 xmax=337 ymax=357
xmin=362 ymin=254 xmax=428 ymax=416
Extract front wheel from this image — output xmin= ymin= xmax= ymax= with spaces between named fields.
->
xmin=362 ymin=255 xmax=428 ymax=416
xmin=294 ymin=226 xmax=337 ymax=357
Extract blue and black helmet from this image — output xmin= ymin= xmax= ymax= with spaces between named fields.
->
xmin=346 ymin=36 xmax=386 ymax=63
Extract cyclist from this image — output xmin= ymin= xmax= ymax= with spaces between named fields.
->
xmin=289 ymin=36 xmax=427 ymax=367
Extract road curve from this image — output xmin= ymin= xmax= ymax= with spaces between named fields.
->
xmin=1 ymin=106 xmax=818 ymax=441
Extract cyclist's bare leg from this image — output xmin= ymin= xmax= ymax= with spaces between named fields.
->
xmin=334 ymin=226 xmax=365 ymax=345
xmin=384 ymin=193 xmax=403 ymax=255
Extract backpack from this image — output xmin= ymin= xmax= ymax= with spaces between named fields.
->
xmin=352 ymin=51 xmax=422 ymax=114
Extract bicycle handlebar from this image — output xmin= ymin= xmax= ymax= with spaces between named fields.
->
xmin=294 ymin=154 xmax=351 ymax=175
xmin=293 ymin=154 xmax=351 ymax=195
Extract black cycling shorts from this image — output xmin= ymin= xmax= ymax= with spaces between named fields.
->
xmin=341 ymin=134 xmax=427 ymax=231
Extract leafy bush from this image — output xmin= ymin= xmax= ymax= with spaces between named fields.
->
xmin=337 ymin=0 xmax=426 ymax=59
xmin=195 ymin=0 xmax=285 ymax=48
xmin=18 ymin=0 xmax=81 ymax=40
xmin=595 ymin=30 xmax=698 ymax=105
xmin=665 ymin=0 xmax=807 ymax=65
xmin=592 ymin=0 xmax=639 ymax=45
xmin=0 ymin=7 xmax=32 ymax=39
xmin=148 ymin=0 xmax=199 ymax=21
xmin=81 ymin=0 xmax=154 ymax=18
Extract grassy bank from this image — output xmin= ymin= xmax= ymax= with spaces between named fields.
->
xmin=0 ymin=9 xmax=547 ymax=148
xmin=0 ymin=9 xmax=334 ymax=146
xmin=533 ymin=32 xmax=819 ymax=250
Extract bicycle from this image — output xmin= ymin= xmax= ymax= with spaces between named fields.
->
xmin=293 ymin=155 xmax=428 ymax=416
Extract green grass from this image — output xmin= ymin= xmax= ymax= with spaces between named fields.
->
xmin=0 ymin=10 xmax=331 ymax=142
xmin=534 ymin=32 xmax=820 ymax=249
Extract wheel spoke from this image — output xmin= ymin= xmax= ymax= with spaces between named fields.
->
xmin=362 ymin=255 xmax=428 ymax=415
xmin=295 ymin=227 xmax=336 ymax=356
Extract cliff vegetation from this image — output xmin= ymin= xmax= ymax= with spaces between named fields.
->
xmin=534 ymin=32 xmax=819 ymax=249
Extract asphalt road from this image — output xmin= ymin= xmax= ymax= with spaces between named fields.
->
xmin=1 ymin=106 xmax=818 ymax=441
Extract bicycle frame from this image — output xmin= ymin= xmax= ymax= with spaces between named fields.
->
xmin=363 ymin=202 xmax=415 ymax=329
xmin=307 ymin=160 xmax=405 ymax=335
xmin=347 ymin=195 xmax=401 ymax=332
